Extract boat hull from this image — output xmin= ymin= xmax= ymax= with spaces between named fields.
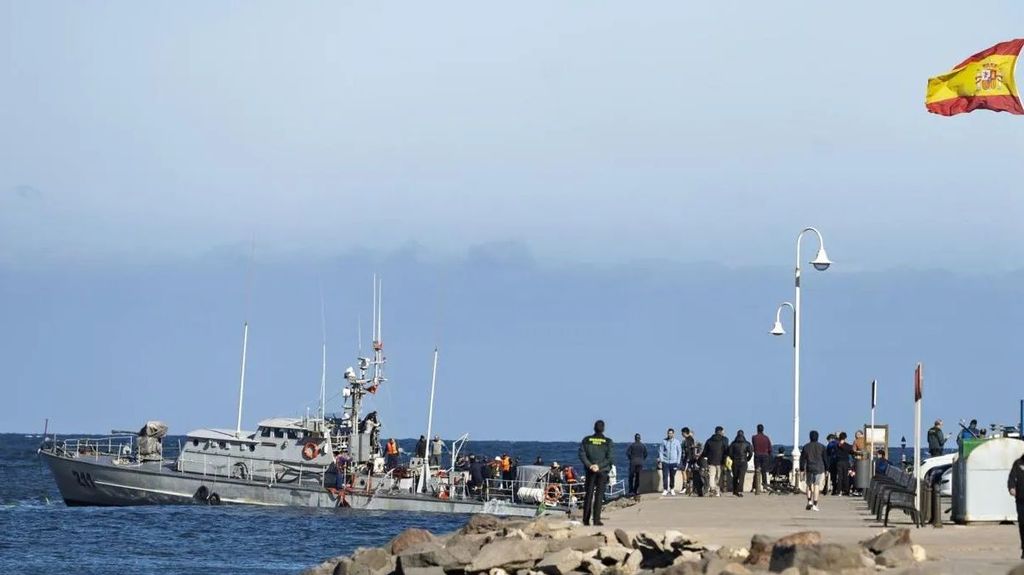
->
xmin=40 ymin=450 xmax=549 ymax=517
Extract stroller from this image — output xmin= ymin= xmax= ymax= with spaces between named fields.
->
xmin=767 ymin=450 xmax=795 ymax=494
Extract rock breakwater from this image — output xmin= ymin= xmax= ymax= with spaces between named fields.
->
xmin=302 ymin=515 xmax=945 ymax=575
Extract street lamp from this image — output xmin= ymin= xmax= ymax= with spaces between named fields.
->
xmin=770 ymin=227 xmax=832 ymax=469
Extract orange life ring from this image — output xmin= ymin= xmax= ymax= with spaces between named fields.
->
xmin=545 ymin=484 xmax=563 ymax=504
xmin=302 ymin=442 xmax=320 ymax=460
xmin=438 ymin=489 xmax=450 ymax=500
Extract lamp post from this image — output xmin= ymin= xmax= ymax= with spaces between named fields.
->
xmin=770 ymin=227 xmax=832 ymax=468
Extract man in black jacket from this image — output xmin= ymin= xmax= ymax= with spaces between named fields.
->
xmin=625 ymin=433 xmax=647 ymax=496
xmin=579 ymin=419 xmax=614 ymax=526
xmin=728 ymin=431 xmax=753 ymax=497
xmin=927 ymin=420 xmax=946 ymax=458
xmin=800 ymin=430 xmax=828 ymax=511
xmin=701 ymin=426 xmax=728 ymax=497
xmin=1008 ymin=453 xmax=1024 ymax=559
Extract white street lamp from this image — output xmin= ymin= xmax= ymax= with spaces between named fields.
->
xmin=771 ymin=227 xmax=831 ymax=471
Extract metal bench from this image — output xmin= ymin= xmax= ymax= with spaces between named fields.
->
xmin=884 ymin=487 xmax=921 ymax=527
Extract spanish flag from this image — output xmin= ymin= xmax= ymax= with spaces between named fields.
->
xmin=926 ymin=39 xmax=1024 ymax=116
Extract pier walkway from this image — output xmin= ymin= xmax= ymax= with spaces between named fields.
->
xmin=597 ymin=493 xmax=1022 ymax=573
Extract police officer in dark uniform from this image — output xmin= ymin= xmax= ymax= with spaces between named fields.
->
xmin=578 ymin=419 xmax=613 ymax=526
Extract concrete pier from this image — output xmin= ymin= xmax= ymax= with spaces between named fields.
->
xmin=597 ymin=493 xmax=1022 ymax=573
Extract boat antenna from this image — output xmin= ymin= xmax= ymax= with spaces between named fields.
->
xmin=319 ymin=281 xmax=327 ymax=421
xmin=419 ymin=347 xmax=440 ymax=493
xmin=235 ymin=238 xmax=255 ymax=437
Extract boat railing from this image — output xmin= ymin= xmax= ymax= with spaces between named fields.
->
xmin=47 ymin=434 xmax=138 ymax=461
xmin=481 ymin=476 xmax=627 ymax=507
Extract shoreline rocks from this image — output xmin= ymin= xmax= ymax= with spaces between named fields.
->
xmin=302 ymin=515 xmax=936 ymax=575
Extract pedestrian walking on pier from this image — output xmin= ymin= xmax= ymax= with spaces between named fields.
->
xmin=927 ymin=420 xmax=946 ymax=457
xmin=800 ymin=430 xmax=828 ymax=511
xmin=579 ymin=419 xmax=613 ymax=526
xmin=702 ymin=426 xmax=728 ymax=497
xmin=626 ymin=433 xmax=647 ymax=496
xmin=1007 ymin=452 xmax=1024 ymax=559
xmin=658 ymin=428 xmax=681 ymax=496
xmin=681 ymin=427 xmax=697 ymax=494
xmin=728 ymin=430 xmax=752 ymax=497
xmin=752 ymin=424 xmax=772 ymax=494
xmin=835 ymin=432 xmax=854 ymax=496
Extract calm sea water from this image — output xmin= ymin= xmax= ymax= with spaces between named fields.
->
xmin=0 ymin=433 xmax=634 ymax=575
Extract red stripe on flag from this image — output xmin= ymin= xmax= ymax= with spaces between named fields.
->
xmin=927 ymin=94 xmax=1024 ymax=116
xmin=953 ymin=38 xmax=1024 ymax=69
xmin=914 ymin=364 xmax=923 ymax=402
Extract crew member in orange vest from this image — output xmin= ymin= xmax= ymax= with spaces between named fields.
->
xmin=385 ymin=438 xmax=399 ymax=470
xmin=500 ymin=454 xmax=512 ymax=486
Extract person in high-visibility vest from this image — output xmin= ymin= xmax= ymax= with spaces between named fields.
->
xmin=500 ymin=454 xmax=512 ymax=487
xmin=385 ymin=438 xmax=399 ymax=470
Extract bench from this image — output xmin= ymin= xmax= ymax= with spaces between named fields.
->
xmin=865 ymin=465 xmax=919 ymax=527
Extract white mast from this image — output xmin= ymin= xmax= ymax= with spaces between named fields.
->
xmin=235 ymin=321 xmax=249 ymax=436
xmin=319 ymin=286 xmax=327 ymax=421
xmin=420 ymin=348 xmax=440 ymax=493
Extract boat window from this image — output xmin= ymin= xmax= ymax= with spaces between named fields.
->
xmin=249 ymin=444 xmax=256 ymax=452
xmin=192 ymin=439 xmax=199 ymax=447
xmin=273 ymin=429 xmax=284 ymax=439
xmin=260 ymin=428 xmax=271 ymax=438
xmin=286 ymin=430 xmax=298 ymax=440
xmin=219 ymin=441 xmax=227 ymax=449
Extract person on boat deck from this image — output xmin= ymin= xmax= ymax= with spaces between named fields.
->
xmin=430 ymin=435 xmax=444 ymax=467
xmin=385 ymin=438 xmax=400 ymax=470
xmin=927 ymin=419 xmax=946 ymax=457
xmin=534 ymin=456 xmax=544 ymax=465
xmin=468 ymin=455 xmax=486 ymax=495
xmin=546 ymin=462 xmax=562 ymax=484
xmin=500 ymin=454 xmax=513 ymax=486
xmin=415 ymin=435 xmax=427 ymax=459
xmin=1007 ymin=452 xmax=1024 ymax=559
xmin=579 ymin=419 xmax=614 ymax=526
xmin=333 ymin=450 xmax=351 ymax=489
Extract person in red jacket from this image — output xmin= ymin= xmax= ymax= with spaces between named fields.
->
xmin=751 ymin=424 xmax=772 ymax=494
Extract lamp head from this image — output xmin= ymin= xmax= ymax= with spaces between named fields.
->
xmin=770 ymin=321 xmax=786 ymax=336
xmin=810 ymin=247 xmax=832 ymax=271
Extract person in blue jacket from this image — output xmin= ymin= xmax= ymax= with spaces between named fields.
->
xmin=658 ymin=428 xmax=682 ymax=496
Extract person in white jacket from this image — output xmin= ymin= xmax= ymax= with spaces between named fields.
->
xmin=658 ymin=428 xmax=683 ymax=495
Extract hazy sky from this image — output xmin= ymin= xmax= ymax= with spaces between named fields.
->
xmin=3 ymin=3 xmax=1024 ymax=443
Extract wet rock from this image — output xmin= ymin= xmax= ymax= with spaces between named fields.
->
xmin=546 ymin=535 xmax=605 ymax=554
xmin=536 ymin=548 xmax=583 ymax=575
xmin=861 ymin=528 xmax=912 ymax=555
xmin=875 ymin=544 xmax=915 ymax=568
xmin=774 ymin=531 xmax=821 ymax=547
xmin=615 ymin=529 xmax=633 ymax=548
xmin=745 ymin=535 xmax=775 ymax=568
xmin=769 ymin=542 xmax=871 ymax=573
xmin=468 ymin=538 xmax=548 ymax=572
xmin=463 ymin=514 xmax=502 ymax=535
xmin=391 ymin=529 xmax=437 ymax=555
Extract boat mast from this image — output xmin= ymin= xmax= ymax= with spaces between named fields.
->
xmin=320 ymin=286 xmax=327 ymax=421
xmin=420 ymin=348 xmax=439 ymax=493
xmin=235 ymin=321 xmax=249 ymax=437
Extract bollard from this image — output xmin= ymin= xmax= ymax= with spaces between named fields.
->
xmin=931 ymin=474 xmax=944 ymax=528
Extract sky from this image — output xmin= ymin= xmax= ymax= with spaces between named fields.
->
xmin=2 ymin=2 xmax=1024 ymax=444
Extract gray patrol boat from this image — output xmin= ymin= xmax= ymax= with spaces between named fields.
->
xmin=39 ymin=280 xmax=622 ymax=516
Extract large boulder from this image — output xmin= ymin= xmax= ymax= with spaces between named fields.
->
xmin=343 ymin=548 xmax=394 ymax=575
xmin=391 ymin=529 xmax=436 ymax=555
xmin=468 ymin=538 xmax=548 ymax=572
xmin=397 ymin=542 xmax=460 ymax=571
xmin=445 ymin=534 xmax=487 ymax=565
xmin=535 ymin=548 xmax=583 ymax=575
xmin=546 ymin=535 xmax=605 ymax=554
xmin=774 ymin=531 xmax=821 ymax=547
xmin=614 ymin=529 xmax=632 ymax=548
xmin=769 ymin=542 xmax=872 ymax=573
xmin=875 ymin=544 xmax=915 ymax=568
xmin=462 ymin=514 xmax=502 ymax=535
xmin=597 ymin=546 xmax=630 ymax=565
xmin=860 ymin=528 xmax=912 ymax=555
xmin=745 ymin=535 xmax=776 ymax=568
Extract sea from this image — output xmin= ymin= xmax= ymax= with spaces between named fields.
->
xmin=0 ymin=433 xmax=636 ymax=575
